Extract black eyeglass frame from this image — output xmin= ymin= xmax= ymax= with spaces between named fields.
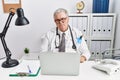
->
xmin=55 ymin=17 xmax=67 ymax=24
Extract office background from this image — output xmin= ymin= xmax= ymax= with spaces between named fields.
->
xmin=0 ymin=0 xmax=119 ymax=59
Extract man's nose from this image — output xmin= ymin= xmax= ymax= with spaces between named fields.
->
xmin=59 ymin=20 xmax=64 ymax=24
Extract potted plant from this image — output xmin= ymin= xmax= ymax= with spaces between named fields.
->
xmin=24 ymin=48 xmax=30 ymax=56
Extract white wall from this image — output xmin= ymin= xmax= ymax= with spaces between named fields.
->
xmin=0 ymin=0 xmax=115 ymax=59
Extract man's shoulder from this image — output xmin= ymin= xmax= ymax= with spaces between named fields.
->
xmin=71 ymin=27 xmax=82 ymax=35
xmin=47 ymin=27 xmax=56 ymax=34
xmin=45 ymin=27 xmax=56 ymax=38
xmin=41 ymin=27 xmax=56 ymax=38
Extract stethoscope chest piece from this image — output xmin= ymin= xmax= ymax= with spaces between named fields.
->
xmin=55 ymin=34 xmax=60 ymax=48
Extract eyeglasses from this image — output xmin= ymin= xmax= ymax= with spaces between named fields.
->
xmin=55 ymin=17 xmax=67 ymax=24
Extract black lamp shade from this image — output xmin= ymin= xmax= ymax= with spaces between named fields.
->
xmin=15 ymin=8 xmax=29 ymax=26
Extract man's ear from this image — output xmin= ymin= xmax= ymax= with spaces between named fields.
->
xmin=67 ymin=17 xmax=69 ymax=23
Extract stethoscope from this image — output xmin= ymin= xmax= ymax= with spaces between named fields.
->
xmin=55 ymin=25 xmax=77 ymax=50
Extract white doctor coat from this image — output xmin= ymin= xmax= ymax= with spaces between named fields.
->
xmin=40 ymin=27 xmax=91 ymax=60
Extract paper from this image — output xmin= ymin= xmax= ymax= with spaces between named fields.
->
xmin=9 ymin=60 xmax=40 ymax=77
xmin=4 ymin=0 xmax=20 ymax=4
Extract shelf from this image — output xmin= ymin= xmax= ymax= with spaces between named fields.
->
xmin=69 ymin=13 xmax=116 ymax=60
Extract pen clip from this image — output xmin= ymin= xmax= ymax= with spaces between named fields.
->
xmin=17 ymin=72 xmax=29 ymax=76
xmin=80 ymin=35 xmax=83 ymax=39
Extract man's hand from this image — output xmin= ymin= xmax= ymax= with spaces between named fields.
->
xmin=80 ymin=56 xmax=86 ymax=63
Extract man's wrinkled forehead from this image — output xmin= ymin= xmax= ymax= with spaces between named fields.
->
xmin=54 ymin=12 xmax=68 ymax=19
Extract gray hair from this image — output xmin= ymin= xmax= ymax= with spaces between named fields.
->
xmin=53 ymin=8 xmax=69 ymax=18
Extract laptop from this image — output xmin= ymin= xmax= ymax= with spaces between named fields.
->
xmin=39 ymin=52 xmax=80 ymax=76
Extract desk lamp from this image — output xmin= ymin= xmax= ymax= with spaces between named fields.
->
xmin=0 ymin=8 xmax=29 ymax=68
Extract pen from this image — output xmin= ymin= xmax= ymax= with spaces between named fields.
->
xmin=80 ymin=35 xmax=83 ymax=39
xmin=27 ymin=65 xmax=32 ymax=73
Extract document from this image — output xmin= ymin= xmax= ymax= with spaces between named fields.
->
xmin=9 ymin=60 xmax=40 ymax=77
xmin=4 ymin=0 xmax=20 ymax=4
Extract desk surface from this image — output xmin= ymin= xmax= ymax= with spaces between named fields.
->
xmin=0 ymin=59 xmax=120 ymax=80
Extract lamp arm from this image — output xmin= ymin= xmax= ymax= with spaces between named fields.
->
xmin=0 ymin=11 xmax=18 ymax=66
xmin=1 ymin=12 xmax=15 ymax=36
xmin=1 ymin=36 xmax=11 ymax=56
xmin=0 ymin=37 xmax=11 ymax=63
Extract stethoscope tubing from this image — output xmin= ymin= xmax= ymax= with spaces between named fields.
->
xmin=55 ymin=25 xmax=76 ymax=50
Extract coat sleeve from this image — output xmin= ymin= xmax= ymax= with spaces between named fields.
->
xmin=40 ymin=34 xmax=49 ymax=52
xmin=73 ymin=28 xmax=91 ymax=60
xmin=40 ymin=28 xmax=56 ymax=52
xmin=78 ymin=37 xmax=91 ymax=60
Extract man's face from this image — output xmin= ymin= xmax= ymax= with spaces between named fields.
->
xmin=54 ymin=12 xmax=69 ymax=32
